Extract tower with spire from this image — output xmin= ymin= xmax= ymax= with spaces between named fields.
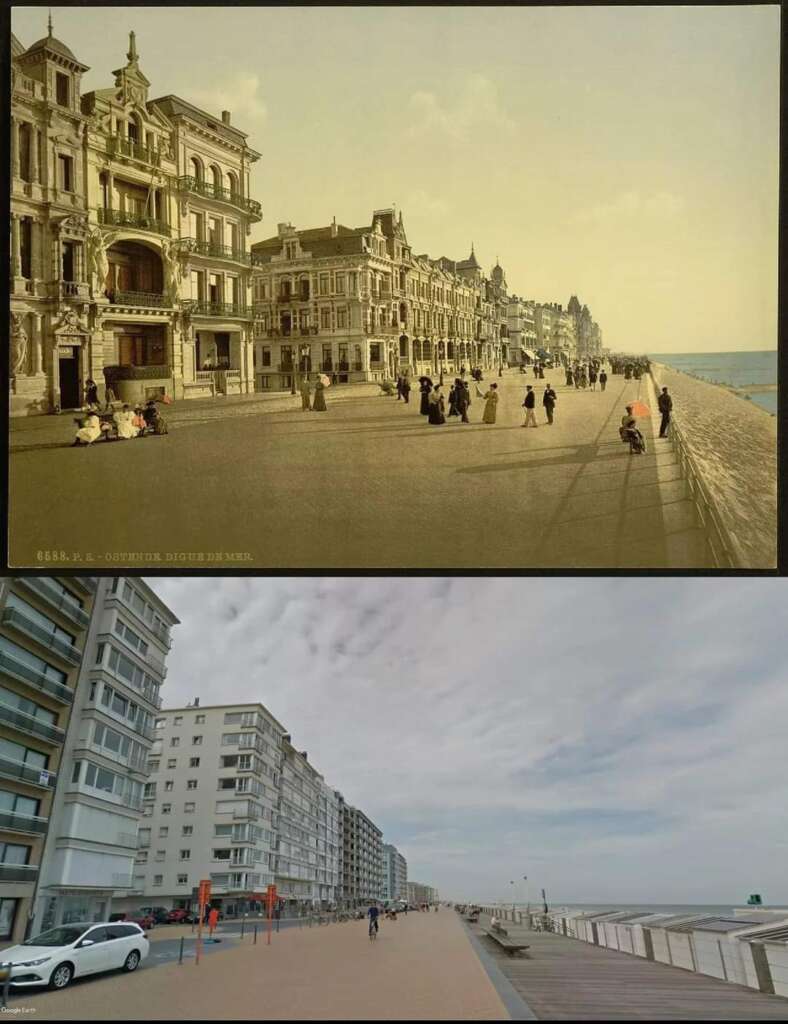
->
xmin=112 ymin=30 xmax=151 ymax=106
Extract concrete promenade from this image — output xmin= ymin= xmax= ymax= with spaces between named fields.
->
xmin=8 ymin=370 xmax=712 ymax=569
xmin=467 ymin=913 xmax=788 ymax=1020
xmin=16 ymin=909 xmax=509 ymax=1020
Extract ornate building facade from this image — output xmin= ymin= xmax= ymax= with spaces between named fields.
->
xmin=10 ymin=22 xmax=261 ymax=416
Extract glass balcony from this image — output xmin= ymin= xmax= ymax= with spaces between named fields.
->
xmin=1 ymin=607 xmax=82 ymax=667
xmin=0 ymin=753 xmax=56 ymax=790
xmin=0 ymin=808 xmax=48 ymax=836
xmin=0 ymin=701 xmax=65 ymax=744
xmin=0 ymin=863 xmax=39 ymax=883
xmin=70 ymin=577 xmax=98 ymax=594
xmin=185 ymin=300 xmax=249 ymax=318
xmin=106 ymin=290 xmax=170 ymax=308
xmin=176 ymin=176 xmax=262 ymax=219
xmin=97 ymin=208 xmax=170 ymax=236
xmin=0 ymin=642 xmax=75 ymax=703
xmin=178 ymin=238 xmax=251 ymax=265
xmin=16 ymin=577 xmax=90 ymax=628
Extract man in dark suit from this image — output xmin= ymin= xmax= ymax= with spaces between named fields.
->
xmin=658 ymin=386 xmax=673 ymax=437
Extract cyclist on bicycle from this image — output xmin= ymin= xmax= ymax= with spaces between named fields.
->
xmin=367 ymin=902 xmax=380 ymax=937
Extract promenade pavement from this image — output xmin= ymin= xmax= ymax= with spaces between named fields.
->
xmin=8 ymin=370 xmax=711 ymax=569
xmin=12 ymin=908 xmax=509 ymax=1021
xmin=468 ymin=913 xmax=788 ymax=1020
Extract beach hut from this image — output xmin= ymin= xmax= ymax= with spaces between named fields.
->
xmin=648 ymin=914 xmax=718 ymax=966
xmin=739 ymin=924 xmax=788 ymax=994
xmin=611 ymin=913 xmax=668 ymax=957
xmin=666 ymin=917 xmax=723 ymax=971
xmin=689 ymin=918 xmax=785 ymax=984
xmin=598 ymin=911 xmax=641 ymax=949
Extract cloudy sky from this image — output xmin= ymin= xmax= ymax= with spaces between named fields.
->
xmin=14 ymin=4 xmax=779 ymax=354
xmin=148 ymin=576 xmax=788 ymax=905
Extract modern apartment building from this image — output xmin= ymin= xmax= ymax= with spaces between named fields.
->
xmin=275 ymin=739 xmax=341 ymax=912
xmin=381 ymin=843 xmax=407 ymax=903
xmin=0 ymin=576 xmax=98 ymax=944
xmin=123 ymin=702 xmax=284 ymax=919
xmin=33 ymin=577 xmax=178 ymax=932
xmin=10 ymin=19 xmax=262 ymax=416
xmin=407 ymin=881 xmax=438 ymax=906
xmin=341 ymin=805 xmax=383 ymax=908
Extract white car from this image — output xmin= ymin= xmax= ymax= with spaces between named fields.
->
xmin=0 ymin=921 xmax=150 ymax=991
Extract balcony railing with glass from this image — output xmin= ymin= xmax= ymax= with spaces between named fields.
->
xmin=0 ymin=753 xmax=56 ymax=790
xmin=0 ymin=701 xmax=65 ymax=745
xmin=0 ymin=863 xmax=39 ymax=883
xmin=70 ymin=577 xmax=98 ymax=594
xmin=106 ymin=290 xmax=170 ymax=308
xmin=1 ymin=607 xmax=82 ymax=667
xmin=0 ymin=809 xmax=48 ymax=836
xmin=97 ymin=208 xmax=170 ymax=236
xmin=177 ymin=237 xmax=251 ymax=265
xmin=176 ymin=176 xmax=263 ymax=219
xmin=0 ymin=642 xmax=75 ymax=703
xmin=185 ymin=300 xmax=250 ymax=318
xmin=107 ymin=135 xmax=164 ymax=167
xmin=17 ymin=577 xmax=90 ymax=628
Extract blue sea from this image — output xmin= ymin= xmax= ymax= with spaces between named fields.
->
xmin=655 ymin=350 xmax=777 ymax=415
xmin=511 ymin=903 xmax=788 ymax=917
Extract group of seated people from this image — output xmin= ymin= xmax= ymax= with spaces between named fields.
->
xmin=73 ymin=400 xmax=168 ymax=446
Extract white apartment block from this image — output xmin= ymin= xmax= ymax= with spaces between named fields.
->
xmin=33 ymin=577 xmax=178 ymax=931
xmin=123 ymin=702 xmax=285 ymax=918
xmin=382 ymin=843 xmax=407 ymax=903
xmin=275 ymin=739 xmax=342 ymax=911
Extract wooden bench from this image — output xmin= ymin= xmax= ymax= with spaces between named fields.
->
xmin=485 ymin=922 xmax=529 ymax=956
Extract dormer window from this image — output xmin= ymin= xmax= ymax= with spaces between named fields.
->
xmin=56 ymin=72 xmax=70 ymax=107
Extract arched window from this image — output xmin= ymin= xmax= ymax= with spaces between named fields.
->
xmin=211 ymin=165 xmax=223 ymax=193
xmin=227 ymin=171 xmax=239 ymax=197
xmin=190 ymin=156 xmax=203 ymax=183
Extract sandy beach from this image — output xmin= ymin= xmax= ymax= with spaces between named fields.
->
xmin=651 ymin=362 xmax=777 ymax=568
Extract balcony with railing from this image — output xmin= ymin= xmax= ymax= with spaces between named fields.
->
xmin=1 ymin=607 xmax=82 ymax=667
xmin=0 ymin=701 xmax=65 ymax=745
xmin=185 ymin=300 xmax=249 ymax=318
xmin=0 ymin=808 xmax=48 ymax=836
xmin=97 ymin=208 xmax=170 ymax=236
xmin=17 ymin=577 xmax=90 ymax=628
xmin=105 ymin=289 xmax=170 ymax=308
xmin=0 ymin=753 xmax=56 ymax=790
xmin=276 ymin=291 xmax=309 ymax=303
xmin=70 ymin=577 xmax=98 ymax=594
xmin=176 ymin=176 xmax=263 ymax=219
xmin=177 ymin=238 xmax=251 ymax=266
xmin=0 ymin=642 xmax=75 ymax=703
xmin=0 ymin=863 xmax=39 ymax=883
xmin=107 ymin=136 xmax=164 ymax=167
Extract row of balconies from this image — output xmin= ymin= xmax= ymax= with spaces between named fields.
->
xmin=177 ymin=237 xmax=251 ymax=266
xmin=16 ymin=577 xmax=90 ymax=629
xmin=0 ymin=752 xmax=56 ymax=791
xmin=176 ymin=176 xmax=262 ymax=219
xmin=1 ymin=606 xmax=82 ymax=667
xmin=0 ymin=644 xmax=74 ymax=706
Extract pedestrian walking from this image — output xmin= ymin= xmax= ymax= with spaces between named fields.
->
xmin=396 ymin=375 xmax=404 ymax=401
xmin=543 ymin=384 xmax=557 ymax=424
xmin=300 ymin=377 xmax=312 ymax=411
xmin=589 ymin=367 xmax=597 ymax=390
xmin=599 ymin=369 xmax=607 ymax=392
xmin=448 ymin=381 xmax=459 ymax=417
xmin=658 ymin=386 xmax=673 ymax=437
xmin=482 ymin=382 xmax=498 ymax=423
xmin=566 ymin=366 xmax=574 ymax=387
xmin=522 ymin=385 xmax=537 ymax=427
xmin=428 ymin=385 xmax=446 ymax=424
xmin=456 ymin=379 xmax=471 ymax=423
xmin=401 ymin=376 xmax=411 ymax=404
xmin=312 ymin=379 xmax=327 ymax=412
xmin=419 ymin=377 xmax=432 ymax=416
xmin=538 ymin=363 xmax=545 ymax=379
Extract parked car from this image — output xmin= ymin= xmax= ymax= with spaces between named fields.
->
xmin=166 ymin=909 xmax=194 ymax=924
xmin=0 ymin=922 xmax=149 ymax=991
xmin=108 ymin=911 xmax=155 ymax=931
xmin=139 ymin=906 xmax=169 ymax=924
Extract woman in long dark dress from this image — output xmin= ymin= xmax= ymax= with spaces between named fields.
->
xmin=448 ymin=382 xmax=459 ymax=417
xmin=428 ymin=386 xmax=446 ymax=424
xmin=313 ymin=380 xmax=327 ymax=411
xmin=419 ymin=378 xmax=432 ymax=415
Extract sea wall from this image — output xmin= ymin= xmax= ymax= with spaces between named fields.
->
xmin=651 ymin=362 xmax=777 ymax=569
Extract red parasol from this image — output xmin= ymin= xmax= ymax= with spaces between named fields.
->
xmin=628 ymin=400 xmax=650 ymax=417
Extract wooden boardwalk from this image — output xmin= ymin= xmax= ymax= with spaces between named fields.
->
xmin=467 ymin=914 xmax=788 ymax=1020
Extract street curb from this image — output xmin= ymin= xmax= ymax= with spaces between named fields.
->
xmin=460 ymin=920 xmax=539 ymax=1020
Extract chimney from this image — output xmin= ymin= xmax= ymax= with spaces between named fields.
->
xmin=330 ymin=216 xmax=338 ymax=238
xmin=221 ymin=110 xmax=231 ymax=126
xmin=194 ymin=697 xmax=200 ymax=707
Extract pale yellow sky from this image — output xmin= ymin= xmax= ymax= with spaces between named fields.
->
xmin=14 ymin=5 xmax=780 ymax=353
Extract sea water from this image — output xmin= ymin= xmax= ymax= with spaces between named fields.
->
xmin=508 ymin=902 xmax=788 ymax=917
xmin=655 ymin=350 xmax=777 ymax=415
